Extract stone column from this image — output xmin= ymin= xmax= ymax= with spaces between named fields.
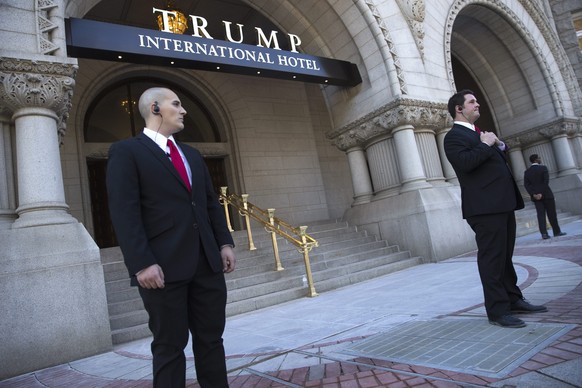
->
xmin=550 ymin=135 xmax=577 ymax=176
xmin=346 ymin=146 xmax=373 ymax=204
xmin=505 ymin=139 xmax=527 ymax=184
xmin=436 ymin=127 xmax=456 ymax=183
xmin=0 ymin=57 xmax=77 ymax=228
xmin=393 ymin=125 xmax=431 ymax=192
xmin=415 ymin=129 xmax=446 ymax=185
xmin=541 ymin=122 xmax=578 ymax=176
xmin=0 ymin=115 xmax=16 ymax=228
xmin=0 ymin=57 xmax=111 ymax=380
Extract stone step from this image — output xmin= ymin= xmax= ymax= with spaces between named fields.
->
xmin=226 ymin=256 xmax=422 ymax=316
xmin=101 ymin=219 xmax=421 ymax=344
xmin=111 ymin=323 xmax=151 ymax=345
xmin=516 ymin=201 xmax=581 ymax=237
xmin=109 ymin=309 xmax=149 ymax=332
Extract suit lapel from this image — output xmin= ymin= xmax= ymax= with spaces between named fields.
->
xmin=136 ymin=133 xmax=191 ymax=192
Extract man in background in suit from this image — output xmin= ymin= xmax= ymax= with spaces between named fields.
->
xmin=524 ymin=154 xmax=566 ymax=240
xmin=444 ymin=89 xmax=547 ymax=328
xmin=106 ymin=87 xmax=235 ymax=387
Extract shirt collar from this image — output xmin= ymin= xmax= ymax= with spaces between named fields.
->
xmin=143 ymin=128 xmax=176 ymax=151
xmin=454 ymin=121 xmax=475 ymax=131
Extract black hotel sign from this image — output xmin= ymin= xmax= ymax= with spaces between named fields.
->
xmin=65 ymin=18 xmax=361 ymax=87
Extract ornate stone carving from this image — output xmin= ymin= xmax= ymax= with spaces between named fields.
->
xmin=36 ymin=0 xmax=59 ymax=55
xmin=0 ymin=57 xmax=78 ymax=143
xmin=327 ymin=99 xmax=449 ymax=150
xmin=503 ymin=118 xmax=582 ymax=148
xmin=396 ymin=0 xmax=425 ymax=60
xmin=362 ymin=0 xmax=407 ymax=94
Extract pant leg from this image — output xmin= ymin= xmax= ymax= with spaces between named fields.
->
xmin=533 ymin=201 xmax=548 ymax=235
xmin=467 ymin=213 xmax=517 ymax=318
xmin=188 ymin=255 xmax=229 ymax=388
xmin=139 ymin=281 xmax=190 ymax=387
xmin=545 ymin=199 xmax=562 ymax=235
xmin=501 ymin=211 xmax=523 ymax=304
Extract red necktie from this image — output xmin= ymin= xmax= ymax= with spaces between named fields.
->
xmin=167 ymin=140 xmax=191 ymax=192
xmin=475 ymin=125 xmax=481 ymax=134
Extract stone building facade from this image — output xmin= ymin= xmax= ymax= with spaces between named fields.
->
xmin=1 ymin=0 xmax=581 ymax=378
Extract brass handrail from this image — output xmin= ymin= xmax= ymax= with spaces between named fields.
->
xmin=219 ymin=187 xmax=319 ymax=297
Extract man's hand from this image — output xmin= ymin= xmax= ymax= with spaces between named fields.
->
xmin=221 ymin=246 xmax=236 ymax=273
xmin=136 ymin=264 xmax=165 ymax=289
xmin=480 ymin=131 xmax=498 ymax=146
xmin=533 ymin=193 xmax=542 ymax=200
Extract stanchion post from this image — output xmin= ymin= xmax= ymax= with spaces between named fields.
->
xmin=268 ymin=208 xmax=284 ymax=271
xmin=220 ymin=187 xmax=234 ymax=232
xmin=300 ymin=226 xmax=318 ymax=297
xmin=242 ymin=194 xmax=256 ymax=250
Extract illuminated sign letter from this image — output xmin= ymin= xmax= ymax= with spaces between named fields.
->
xmin=288 ymin=33 xmax=301 ymax=53
xmin=153 ymin=7 xmax=177 ymax=33
xmin=223 ymin=21 xmax=244 ymax=44
xmin=189 ymin=15 xmax=214 ymax=39
xmin=255 ymin=27 xmax=280 ymax=50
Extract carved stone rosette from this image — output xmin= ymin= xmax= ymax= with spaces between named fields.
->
xmin=0 ymin=57 xmax=78 ymax=144
xmin=327 ymin=99 xmax=450 ymax=151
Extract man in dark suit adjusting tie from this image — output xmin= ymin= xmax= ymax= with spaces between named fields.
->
xmin=106 ymin=87 xmax=235 ymax=387
xmin=523 ymin=154 xmax=566 ymax=240
xmin=444 ymin=89 xmax=547 ymax=328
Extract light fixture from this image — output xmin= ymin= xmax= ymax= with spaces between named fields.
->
xmin=156 ymin=1 xmax=188 ymax=34
xmin=121 ymin=99 xmax=136 ymax=114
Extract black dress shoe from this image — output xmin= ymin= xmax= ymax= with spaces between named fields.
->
xmin=542 ymin=234 xmax=550 ymax=239
xmin=554 ymin=232 xmax=567 ymax=237
xmin=489 ymin=315 xmax=526 ymax=328
xmin=511 ymin=298 xmax=548 ymax=313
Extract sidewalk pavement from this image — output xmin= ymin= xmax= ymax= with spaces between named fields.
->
xmin=2 ymin=220 xmax=582 ymax=387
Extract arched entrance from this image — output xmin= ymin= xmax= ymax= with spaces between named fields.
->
xmin=449 ymin=3 xmax=563 ymax=141
xmin=83 ymin=77 xmax=229 ymax=248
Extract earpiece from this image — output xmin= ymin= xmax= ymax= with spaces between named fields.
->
xmin=153 ymin=101 xmax=160 ymax=115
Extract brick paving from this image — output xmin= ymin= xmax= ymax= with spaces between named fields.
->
xmin=1 ymin=227 xmax=581 ymax=387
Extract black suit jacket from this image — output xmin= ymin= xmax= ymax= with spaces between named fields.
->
xmin=444 ymin=124 xmax=524 ymax=219
xmin=523 ymin=164 xmax=554 ymax=201
xmin=106 ymin=132 xmax=233 ymax=285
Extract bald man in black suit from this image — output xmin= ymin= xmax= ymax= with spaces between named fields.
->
xmin=106 ymin=87 xmax=235 ymax=387
xmin=444 ymin=89 xmax=547 ymax=328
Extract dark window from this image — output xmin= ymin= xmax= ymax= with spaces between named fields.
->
xmin=84 ymin=78 xmax=220 ymax=143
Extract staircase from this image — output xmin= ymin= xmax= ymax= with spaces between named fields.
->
xmin=516 ymin=200 xmax=581 ymax=237
xmin=101 ymin=219 xmax=422 ymax=344
xmin=101 ymin=204 xmax=581 ymax=344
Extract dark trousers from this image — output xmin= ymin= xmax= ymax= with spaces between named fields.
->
xmin=139 ymin=256 xmax=229 ymax=388
xmin=467 ymin=211 xmax=523 ymax=319
xmin=534 ymin=199 xmax=561 ymax=236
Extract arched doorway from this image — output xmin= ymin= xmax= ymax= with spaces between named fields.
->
xmin=84 ymin=78 xmax=228 ymax=248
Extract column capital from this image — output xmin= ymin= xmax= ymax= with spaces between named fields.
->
xmin=504 ymin=117 xmax=582 ymax=147
xmin=327 ymin=98 xmax=449 ymax=151
xmin=0 ymin=57 xmax=78 ymax=144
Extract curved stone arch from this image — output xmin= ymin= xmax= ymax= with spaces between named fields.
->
xmin=64 ymin=0 xmax=99 ymax=19
xmin=444 ymin=0 xmax=578 ymax=117
xmin=71 ymin=63 xmax=245 ymax=226
xmin=355 ymin=0 xmax=407 ymax=96
xmin=242 ymin=0 xmax=403 ymax=99
xmin=73 ymin=64 xmax=236 ymax=149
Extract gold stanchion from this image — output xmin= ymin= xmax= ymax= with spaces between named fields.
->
xmin=268 ymin=209 xmax=284 ymax=271
xmin=241 ymin=194 xmax=256 ymax=250
xmin=300 ymin=226 xmax=318 ymax=297
xmin=220 ymin=187 xmax=234 ymax=232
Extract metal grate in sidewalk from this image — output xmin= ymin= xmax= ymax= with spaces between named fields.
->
xmin=342 ymin=318 xmax=575 ymax=378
